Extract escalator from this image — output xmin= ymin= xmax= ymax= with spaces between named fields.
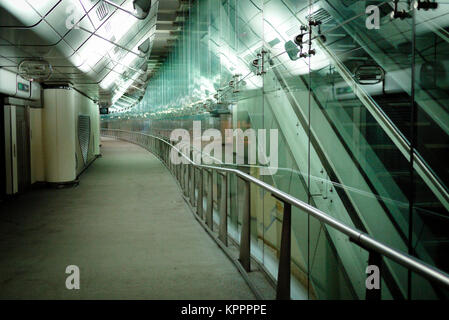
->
xmin=229 ymin=0 xmax=449 ymax=299
xmin=312 ymin=0 xmax=449 ymax=274
xmin=320 ymin=0 xmax=449 ymax=199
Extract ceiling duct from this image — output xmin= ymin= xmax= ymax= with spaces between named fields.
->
xmin=18 ymin=59 xmax=53 ymax=82
xmin=96 ymin=2 xmax=109 ymax=21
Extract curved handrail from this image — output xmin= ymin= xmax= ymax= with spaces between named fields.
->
xmin=101 ymin=128 xmax=449 ymax=291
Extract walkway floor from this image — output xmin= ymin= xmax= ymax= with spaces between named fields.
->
xmin=0 ymin=137 xmax=255 ymax=299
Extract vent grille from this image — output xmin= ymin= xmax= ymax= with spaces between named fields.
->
xmin=78 ymin=115 xmax=91 ymax=166
xmin=96 ymin=2 xmax=109 ymax=21
xmin=306 ymin=8 xmax=332 ymax=25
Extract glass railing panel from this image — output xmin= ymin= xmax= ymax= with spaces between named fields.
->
xmin=413 ymin=188 xmax=449 ymax=274
xmin=378 ymin=255 xmax=449 ymax=300
xmin=308 ymin=214 xmax=360 ymax=299
xmin=413 ymin=2 xmax=449 ymax=218
xmin=212 ymin=170 xmax=220 ymax=225
xmin=228 ymin=172 xmax=240 ymax=242
xmin=250 ymin=173 xmax=265 ymax=264
xmin=411 ymin=270 xmax=449 ymax=300
xmin=376 ymin=257 xmax=407 ymax=300
xmin=333 ymin=181 xmax=408 ymax=298
xmin=260 ymin=181 xmax=283 ymax=282
xmin=290 ymin=198 xmax=310 ymax=299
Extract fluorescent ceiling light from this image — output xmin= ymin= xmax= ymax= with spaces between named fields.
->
xmin=99 ymin=32 xmax=152 ymax=90
xmin=75 ymin=1 xmax=139 ymax=76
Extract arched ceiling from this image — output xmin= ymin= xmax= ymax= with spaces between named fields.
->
xmin=0 ymin=0 xmax=189 ymax=108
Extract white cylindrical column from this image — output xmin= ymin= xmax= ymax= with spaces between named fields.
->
xmin=42 ymin=88 xmax=76 ymax=183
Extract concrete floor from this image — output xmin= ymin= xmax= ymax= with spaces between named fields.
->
xmin=0 ymin=137 xmax=255 ymax=299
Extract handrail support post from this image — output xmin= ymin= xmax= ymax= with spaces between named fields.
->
xmin=218 ymin=173 xmax=228 ymax=246
xmin=276 ymin=200 xmax=291 ymax=300
xmin=239 ymin=178 xmax=251 ymax=272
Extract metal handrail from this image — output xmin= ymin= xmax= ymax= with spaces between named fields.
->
xmin=101 ymin=128 xmax=449 ymax=295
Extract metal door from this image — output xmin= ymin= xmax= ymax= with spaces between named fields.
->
xmin=0 ymin=97 xmax=5 ymax=200
xmin=3 ymin=105 xmax=30 ymax=195
xmin=15 ymin=106 xmax=30 ymax=193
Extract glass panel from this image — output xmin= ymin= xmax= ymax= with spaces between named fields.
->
xmin=411 ymin=271 xmax=449 ymax=300
xmin=250 ymin=172 xmax=265 ymax=263
xmin=291 ymin=205 xmax=309 ymax=300
xmin=412 ymin=2 xmax=449 ymax=277
xmin=228 ymin=172 xmax=240 ymax=242
xmin=308 ymin=214 xmax=359 ymax=299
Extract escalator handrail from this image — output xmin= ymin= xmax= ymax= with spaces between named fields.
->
xmin=102 ymin=128 xmax=449 ymax=291
xmin=276 ymin=0 xmax=449 ymax=214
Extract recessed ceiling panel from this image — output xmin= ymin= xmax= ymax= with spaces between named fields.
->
xmin=45 ymin=0 xmax=88 ymax=36
xmin=27 ymin=0 xmax=61 ymax=17
xmin=0 ymin=56 xmax=16 ymax=67
xmin=0 ymin=22 xmax=60 ymax=46
xmin=63 ymin=27 xmax=92 ymax=50
xmin=44 ymin=41 xmax=76 ymax=60
xmin=0 ymin=0 xmax=42 ymax=27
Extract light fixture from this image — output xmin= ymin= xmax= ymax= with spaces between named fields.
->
xmin=414 ymin=0 xmax=438 ymax=10
xmin=390 ymin=0 xmax=410 ymax=19
xmin=101 ymin=0 xmax=151 ymax=19
xmin=133 ymin=0 xmax=152 ymax=19
xmin=18 ymin=59 xmax=53 ymax=82
xmin=138 ymin=38 xmax=151 ymax=56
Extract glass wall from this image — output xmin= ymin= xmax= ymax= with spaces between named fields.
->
xmin=102 ymin=0 xmax=449 ymax=299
